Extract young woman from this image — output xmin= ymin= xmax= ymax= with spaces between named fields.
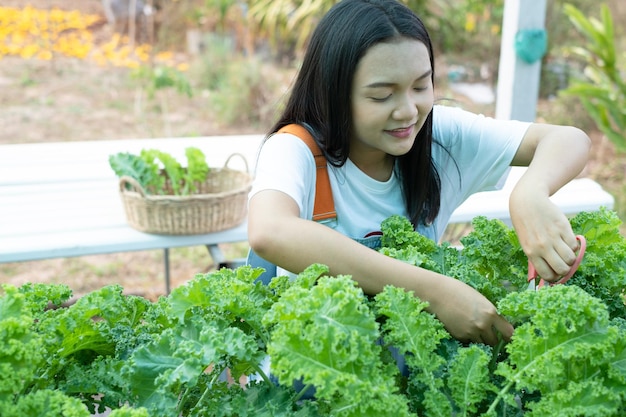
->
xmin=247 ymin=0 xmax=590 ymax=346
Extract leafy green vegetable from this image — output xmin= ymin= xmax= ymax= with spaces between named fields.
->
xmin=108 ymin=152 xmax=163 ymax=192
xmin=0 ymin=285 xmax=45 ymax=402
xmin=109 ymin=147 xmax=210 ymax=195
xmin=569 ymin=208 xmax=626 ymax=319
xmin=108 ymin=406 xmax=150 ymax=417
xmin=265 ymin=269 xmax=411 ymax=416
xmin=374 ymin=285 xmax=452 ymax=416
xmin=447 ymin=345 xmax=496 ymax=416
xmin=2 ymin=209 xmax=626 ymax=415
xmin=184 ymin=147 xmax=210 ymax=194
xmin=139 ymin=148 xmax=183 ymax=194
xmin=494 ymin=285 xmax=626 ymax=416
xmin=1 ymin=389 xmax=91 ymax=417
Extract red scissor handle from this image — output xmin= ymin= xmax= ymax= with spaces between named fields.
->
xmin=527 ymin=235 xmax=586 ymax=289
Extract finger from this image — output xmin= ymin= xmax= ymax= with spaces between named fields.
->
xmin=533 ymin=244 xmax=579 ymax=281
xmin=493 ymin=315 xmax=514 ymax=342
xmin=481 ymin=330 xmax=498 ymax=346
xmin=558 ymin=225 xmax=579 ymax=252
xmin=555 ymin=240 xmax=577 ymax=267
xmin=529 ymin=256 xmax=558 ymax=282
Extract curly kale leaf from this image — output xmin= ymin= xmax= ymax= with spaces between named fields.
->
xmin=265 ymin=268 xmax=411 ymax=416
xmin=0 ymin=285 xmax=45 ymax=401
xmin=380 ymin=214 xmax=461 ymax=275
xmin=1 ymin=283 xmax=167 ymax=413
xmin=524 ymin=379 xmax=623 ymax=417
xmin=374 ymin=285 xmax=452 ymax=416
xmin=124 ymin=314 xmax=266 ymax=416
xmin=168 ymin=266 xmax=273 ymax=347
xmin=447 ymin=344 xmax=498 ymax=416
xmin=381 ymin=214 xmax=438 ymax=253
xmin=107 ymin=406 xmax=150 ymax=417
xmin=569 ymin=208 xmax=626 ymax=318
xmin=188 ymin=381 xmax=323 ymax=417
xmin=378 ymin=245 xmax=443 ymax=272
xmin=109 ymin=152 xmax=162 ymax=193
xmin=25 ymin=284 xmax=164 ymax=414
xmin=60 ymin=356 xmax=129 ymax=415
xmin=380 ymin=215 xmax=517 ymax=304
xmin=459 ymin=216 xmax=527 ymax=292
xmin=17 ymin=282 xmax=73 ymax=316
xmin=0 ymin=389 xmax=90 ymax=417
xmin=570 ymin=206 xmax=624 ymax=246
xmin=37 ymin=285 xmax=156 ymax=362
xmin=492 ymin=285 xmax=625 ymax=414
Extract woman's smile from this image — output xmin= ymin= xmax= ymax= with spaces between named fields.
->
xmin=385 ymin=125 xmax=415 ymax=139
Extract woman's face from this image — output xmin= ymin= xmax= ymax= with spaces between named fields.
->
xmin=350 ymin=38 xmax=434 ymax=160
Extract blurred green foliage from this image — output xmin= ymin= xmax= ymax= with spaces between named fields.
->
xmin=560 ymin=3 xmax=625 ymax=153
xmin=154 ymin=0 xmax=625 ymax=137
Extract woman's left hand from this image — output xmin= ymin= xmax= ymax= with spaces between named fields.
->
xmin=509 ymin=185 xmax=580 ymax=283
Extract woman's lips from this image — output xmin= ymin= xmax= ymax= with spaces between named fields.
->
xmin=385 ymin=125 xmax=414 ymax=139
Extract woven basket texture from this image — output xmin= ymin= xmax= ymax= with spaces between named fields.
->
xmin=119 ymin=156 xmax=252 ymax=235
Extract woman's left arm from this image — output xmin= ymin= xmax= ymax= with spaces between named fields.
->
xmin=509 ymin=124 xmax=591 ymax=282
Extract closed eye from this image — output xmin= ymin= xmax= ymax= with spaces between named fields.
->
xmin=369 ymin=94 xmax=392 ymax=102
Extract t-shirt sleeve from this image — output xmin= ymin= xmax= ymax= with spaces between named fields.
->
xmin=432 ymin=104 xmax=530 ymax=198
xmin=248 ymin=133 xmax=317 ymax=220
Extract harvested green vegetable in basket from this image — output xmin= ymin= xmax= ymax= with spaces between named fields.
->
xmin=109 ymin=147 xmax=210 ymax=195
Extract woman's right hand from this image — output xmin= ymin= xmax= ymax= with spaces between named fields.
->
xmin=426 ymin=276 xmax=514 ymax=346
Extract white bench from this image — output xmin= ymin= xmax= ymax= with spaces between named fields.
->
xmin=0 ymin=135 xmax=614 ymax=293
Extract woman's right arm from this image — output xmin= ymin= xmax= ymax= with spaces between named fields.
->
xmin=248 ymin=189 xmax=514 ymax=346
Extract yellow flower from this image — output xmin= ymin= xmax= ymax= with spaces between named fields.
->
xmin=19 ymin=43 xmax=38 ymax=58
xmin=465 ymin=13 xmax=477 ymax=33
xmin=0 ymin=5 xmax=186 ymax=69
xmin=155 ymin=51 xmax=173 ymax=61
xmin=37 ymin=49 xmax=52 ymax=60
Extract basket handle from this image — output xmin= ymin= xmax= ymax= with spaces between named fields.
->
xmin=119 ymin=175 xmax=148 ymax=196
xmin=224 ymin=153 xmax=249 ymax=172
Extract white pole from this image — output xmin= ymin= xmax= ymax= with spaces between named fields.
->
xmin=495 ymin=0 xmax=547 ymax=121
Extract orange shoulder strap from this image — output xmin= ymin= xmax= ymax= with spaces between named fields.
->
xmin=277 ymin=124 xmax=336 ymax=221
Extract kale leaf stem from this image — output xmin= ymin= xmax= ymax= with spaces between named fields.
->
xmin=293 ymin=383 xmax=314 ymax=403
xmin=486 ymin=380 xmax=515 ymax=415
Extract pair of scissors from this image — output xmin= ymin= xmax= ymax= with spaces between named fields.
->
xmin=527 ymin=235 xmax=586 ymax=290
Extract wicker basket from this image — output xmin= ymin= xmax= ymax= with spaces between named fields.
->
xmin=118 ymin=153 xmax=252 ymax=235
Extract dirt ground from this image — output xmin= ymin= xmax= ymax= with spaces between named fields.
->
xmin=1 ymin=0 xmax=623 ymax=301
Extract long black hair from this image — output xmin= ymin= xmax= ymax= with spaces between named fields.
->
xmin=269 ymin=0 xmax=441 ymax=226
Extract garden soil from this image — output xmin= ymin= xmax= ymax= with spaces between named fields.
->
xmin=0 ymin=0 xmax=623 ymax=301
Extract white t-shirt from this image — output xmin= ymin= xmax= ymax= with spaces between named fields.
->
xmin=250 ymin=105 xmax=530 ymax=243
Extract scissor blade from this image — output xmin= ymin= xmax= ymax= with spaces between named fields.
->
xmin=527 ymin=279 xmax=538 ymax=291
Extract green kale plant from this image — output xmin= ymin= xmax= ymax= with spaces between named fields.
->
xmin=1 ymin=208 xmax=625 ymax=416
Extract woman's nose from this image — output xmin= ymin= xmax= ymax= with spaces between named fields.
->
xmin=392 ymin=94 xmax=418 ymax=120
